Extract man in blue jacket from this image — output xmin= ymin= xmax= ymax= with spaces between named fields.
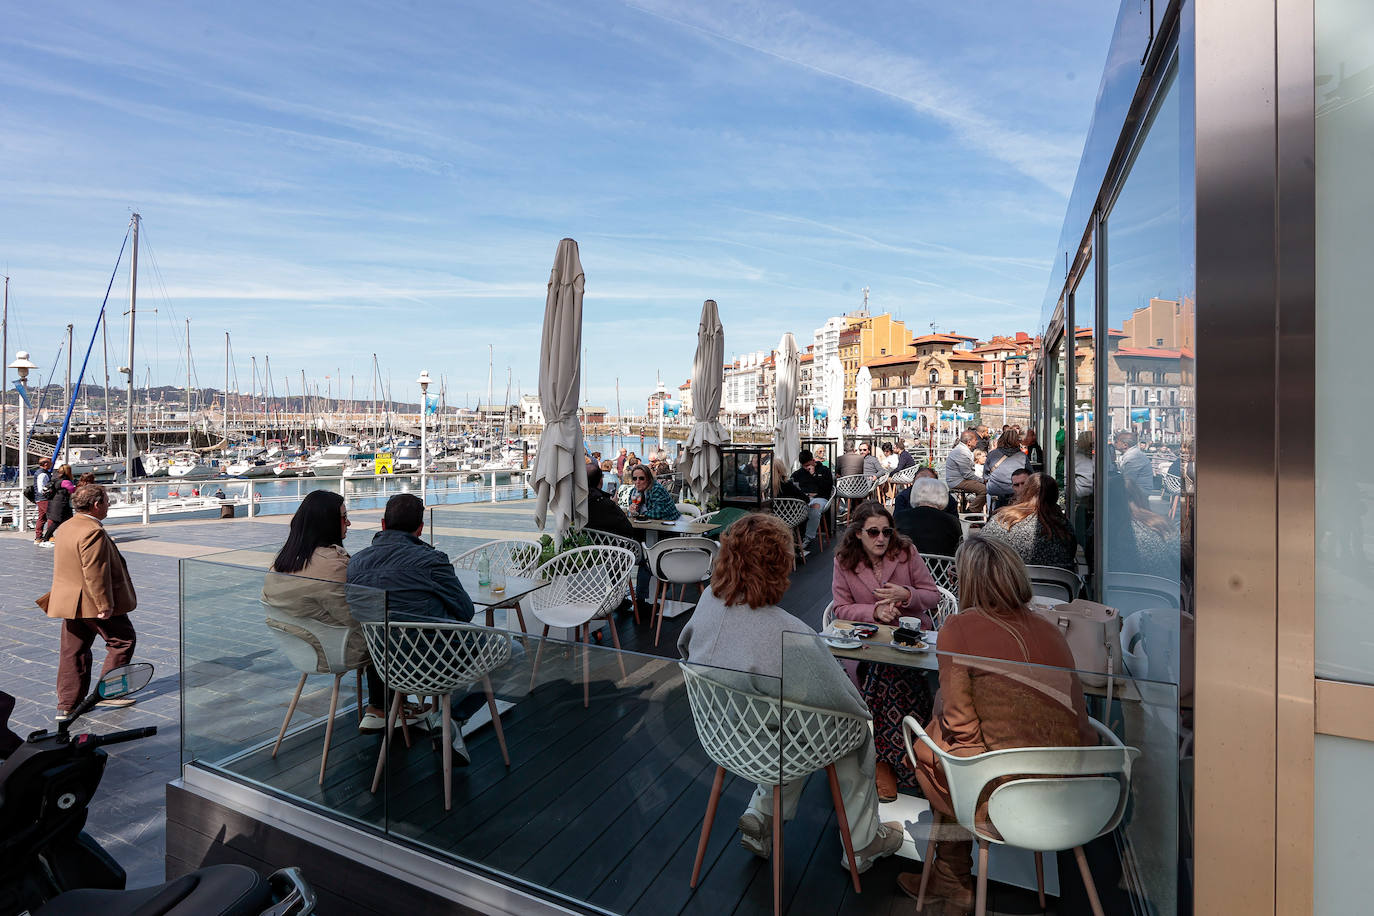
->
xmin=347 ymin=493 xmax=479 ymax=758
xmin=347 ymin=493 xmax=473 ymax=622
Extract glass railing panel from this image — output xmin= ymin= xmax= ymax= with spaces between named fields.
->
xmin=180 ymin=556 xmax=390 ymax=834
xmin=782 ymin=628 xmax=1179 ymax=916
xmin=375 ymin=606 xmax=779 ymax=915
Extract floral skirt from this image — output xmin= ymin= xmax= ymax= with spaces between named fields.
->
xmin=859 ymin=661 xmax=936 ymax=787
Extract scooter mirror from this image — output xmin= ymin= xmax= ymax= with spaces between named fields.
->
xmin=97 ymin=663 xmax=154 ymax=700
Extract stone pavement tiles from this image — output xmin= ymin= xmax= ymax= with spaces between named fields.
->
xmin=0 ymin=502 xmax=538 ymax=890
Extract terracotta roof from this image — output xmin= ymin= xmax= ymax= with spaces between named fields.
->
xmin=911 ymin=332 xmax=978 ymax=345
xmin=799 ymin=352 xmax=814 ymax=362
xmin=862 ymin=353 xmax=923 ymax=369
xmin=1114 ymin=346 xmax=1193 ymax=359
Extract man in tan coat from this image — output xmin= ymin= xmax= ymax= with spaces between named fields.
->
xmin=37 ymin=484 xmax=138 ymax=720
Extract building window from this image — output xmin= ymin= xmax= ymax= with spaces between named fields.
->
xmin=928 ymin=369 xmax=939 ymax=384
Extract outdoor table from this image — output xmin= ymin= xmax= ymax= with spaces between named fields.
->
xmin=455 ymin=568 xmax=548 ymax=629
xmin=630 ymin=516 xmax=716 ymax=618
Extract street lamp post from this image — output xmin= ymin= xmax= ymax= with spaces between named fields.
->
xmin=8 ymin=351 xmax=38 ymax=533
xmin=655 ymin=378 xmax=667 ymax=453
xmin=416 ymin=370 xmax=431 ymax=505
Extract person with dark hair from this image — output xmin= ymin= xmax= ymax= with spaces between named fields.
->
xmin=626 ymin=464 xmax=679 ymax=521
xmin=347 ymin=493 xmax=472 ymax=622
xmin=790 ymin=449 xmax=835 ymax=550
xmin=1009 ymin=466 xmax=1031 ymax=503
xmin=585 ymin=464 xmax=635 ymax=542
xmin=984 ymin=427 xmax=1030 ymax=512
xmin=32 ymin=457 xmax=54 ymax=546
xmin=38 ymin=483 xmax=138 ymax=721
xmin=896 ymin=536 xmax=1094 ymax=909
xmin=982 ymin=472 xmax=1077 ymax=570
xmin=1022 ymin=428 xmax=1044 ymax=473
xmin=39 ymin=464 xmax=76 ymax=545
xmin=679 ymin=513 xmax=904 ymax=871
xmin=832 ymin=501 xmax=940 ymax=802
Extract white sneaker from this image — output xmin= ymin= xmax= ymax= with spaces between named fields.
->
xmin=738 ymin=810 xmax=772 ymax=858
xmin=846 ymin=820 xmax=904 ymax=873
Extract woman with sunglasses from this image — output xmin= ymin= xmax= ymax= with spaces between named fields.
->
xmin=832 ymin=501 xmax=940 ymax=803
xmin=626 ymin=465 xmax=680 ymax=521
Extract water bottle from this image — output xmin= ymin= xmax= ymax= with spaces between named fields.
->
xmin=477 ymin=552 xmax=491 ymax=588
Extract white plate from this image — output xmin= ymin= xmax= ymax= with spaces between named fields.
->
xmin=824 ymin=635 xmax=862 ymax=650
xmin=889 ymin=640 xmax=930 ymax=653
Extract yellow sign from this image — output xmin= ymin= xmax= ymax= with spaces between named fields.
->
xmin=374 ymin=453 xmax=394 ymax=475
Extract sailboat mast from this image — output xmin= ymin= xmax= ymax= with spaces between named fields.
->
xmin=64 ymin=324 xmax=72 ymax=465
xmin=487 ymin=344 xmax=493 ymax=454
xmin=124 ymin=213 xmax=139 ymax=479
xmin=224 ymin=332 xmax=230 ymax=442
xmin=1 ymin=275 xmax=7 ymax=469
xmin=101 ymin=307 xmax=112 ymax=452
xmin=301 ymin=369 xmax=309 ymax=447
xmin=184 ymin=318 xmax=192 ymax=447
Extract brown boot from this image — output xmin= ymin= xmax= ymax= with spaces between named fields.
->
xmin=875 ymin=760 xmax=898 ymax=803
xmin=896 ymin=839 xmax=975 ymax=915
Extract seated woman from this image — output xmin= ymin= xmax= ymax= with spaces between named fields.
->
xmin=984 ymin=428 xmax=1030 ymax=512
xmin=261 ymin=490 xmax=391 ymax=733
xmin=626 ymin=465 xmax=680 ymax=521
xmin=898 ymin=536 xmax=1096 ymax=911
xmin=894 ymin=477 xmax=962 ymax=558
xmin=981 ymin=472 xmax=1077 ymax=570
xmin=679 ymin=513 xmax=903 ymax=870
xmin=832 ymin=501 xmax=940 ymax=802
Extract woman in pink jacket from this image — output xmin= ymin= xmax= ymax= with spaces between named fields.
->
xmin=832 ymin=501 xmax=940 ymax=802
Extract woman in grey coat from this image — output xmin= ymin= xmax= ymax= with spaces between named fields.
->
xmin=983 ymin=427 xmax=1030 ymax=511
xmin=678 ymin=513 xmax=903 ymax=873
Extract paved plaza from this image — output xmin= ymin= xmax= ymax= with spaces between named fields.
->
xmin=0 ymin=500 xmax=538 ymax=889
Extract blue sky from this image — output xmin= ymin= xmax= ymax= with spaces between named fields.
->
xmin=0 ymin=0 xmax=1118 ymax=412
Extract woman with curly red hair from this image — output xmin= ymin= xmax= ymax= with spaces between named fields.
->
xmin=832 ymin=500 xmax=941 ymax=803
xmin=678 ymin=512 xmax=904 ymax=873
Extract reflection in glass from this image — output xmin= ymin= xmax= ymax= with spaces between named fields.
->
xmin=1071 ymin=255 xmax=1097 ymax=581
xmin=1101 ymin=63 xmax=1193 ymax=677
xmin=1315 ymin=0 xmax=1374 ymax=684
xmin=1047 ymin=326 xmax=1068 ymax=492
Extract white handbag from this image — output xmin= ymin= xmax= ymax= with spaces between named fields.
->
xmin=1032 ymin=598 xmax=1122 ymax=693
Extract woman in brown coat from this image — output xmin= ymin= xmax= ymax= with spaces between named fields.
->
xmin=898 ymin=536 xmax=1095 ymax=913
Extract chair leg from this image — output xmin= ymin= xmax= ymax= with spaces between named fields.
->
xmin=1073 ymin=846 xmax=1106 ymax=916
xmin=917 ymin=809 xmax=940 ymax=911
xmin=627 ymin=577 xmax=640 ymax=625
xmin=975 ymin=839 xmax=989 ymax=916
xmin=582 ymin=623 xmax=590 ymax=708
xmin=826 ymin=764 xmax=862 ymax=893
xmin=370 ymin=690 xmax=404 ymax=794
xmin=1035 ymin=851 xmax=1046 ymax=910
xmin=772 ymin=784 xmax=784 ymax=916
xmin=482 ymin=675 xmax=510 ymax=767
xmin=690 ymin=765 xmax=727 ymax=888
xmin=654 ymin=582 xmax=668 ymax=647
xmin=605 ymin=617 xmax=628 ymax=679
xmin=272 ymin=673 xmax=308 ymax=758
xmin=440 ymin=693 xmax=453 ymax=811
xmin=529 ymin=625 xmax=550 ymax=691
xmin=355 ymin=668 xmax=364 ymax=722
xmin=318 ymin=674 xmax=342 ymax=785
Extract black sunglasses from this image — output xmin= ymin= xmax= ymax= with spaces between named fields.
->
xmin=861 ymin=526 xmax=893 ymax=538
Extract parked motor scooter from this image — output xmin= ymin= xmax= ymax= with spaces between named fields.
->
xmin=0 ymin=664 xmax=315 ymax=916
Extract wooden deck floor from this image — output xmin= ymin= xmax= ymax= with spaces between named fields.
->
xmin=204 ymin=538 xmax=1104 ymax=916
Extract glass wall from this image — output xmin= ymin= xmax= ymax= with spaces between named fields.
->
xmin=1315 ymin=0 xmax=1374 ymax=686
xmin=1099 ymin=61 xmax=1195 ymax=668
xmin=1046 ymin=325 xmax=1068 ymax=492
xmin=1070 ymin=252 xmax=1096 ymax=574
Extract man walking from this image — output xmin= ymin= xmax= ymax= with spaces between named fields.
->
xmin=37 ymin=484 xmax=137 ymax=722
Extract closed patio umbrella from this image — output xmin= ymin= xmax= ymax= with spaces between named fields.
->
xmin=856 ymin=365 xmax=874 ymax=435
xmin=825 ymin=355 xmax=845 ymax=451
xmin=682 ymin=299 xmax=729 ymax=504
xmin=774 ymin=333 xmax=800 ymax=479
xmin=532 ymin=238 xmax=588 ymax=539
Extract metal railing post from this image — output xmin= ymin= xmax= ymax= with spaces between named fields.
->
xmin=247 ymin=479 xmax=256 ymax=518
xmin=490 ymin=470 xmax=497 ymax=502
xmin=141 ymin=483 xmax=151 ymax=525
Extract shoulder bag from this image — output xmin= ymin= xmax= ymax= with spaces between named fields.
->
xmin=1031 ymin=597 xmax=1122 ymax=694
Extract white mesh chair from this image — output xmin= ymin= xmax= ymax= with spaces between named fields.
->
xmin=680 ymin=664 xmax=870 ymax=915
xmin=770 ymin=497 xmax=810 ymax=562
xmin=922 ymin=553 xmax=958 ymax=596
xmin=527 ymin=545 xmax=637 ymax=706
xmin=452 ymin=538 xmax=542 ymax=632
xmin=262 ymin=600 xmax=367 ymax=785
xmin=888 ymin=465 xmax=920 ymax=489
xmin=902 ymin=715 xmax=1139 ymax=916
xmin=1162 ymin=472 xmax=1183 ymax=519
xmin=362 ymin=621 xmax=513 ymax=810
xmin=676 ymin=501 xmax=703 ymax=518
xmin=933 ymin=585 xmax=958 ymax=628
xmin=578 ymin=528 xmax=648 ymax=623
xmin=834 ymin=475 xmax=876 ymax=522
xmin=647 ymin=537 xmax=718 ymax=647
xmin=1026 ymin=565 xmax=1083 ymax=603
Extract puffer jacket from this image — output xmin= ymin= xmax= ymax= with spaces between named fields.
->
xmin=346 ymin=530 xmax=473 ymax=622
